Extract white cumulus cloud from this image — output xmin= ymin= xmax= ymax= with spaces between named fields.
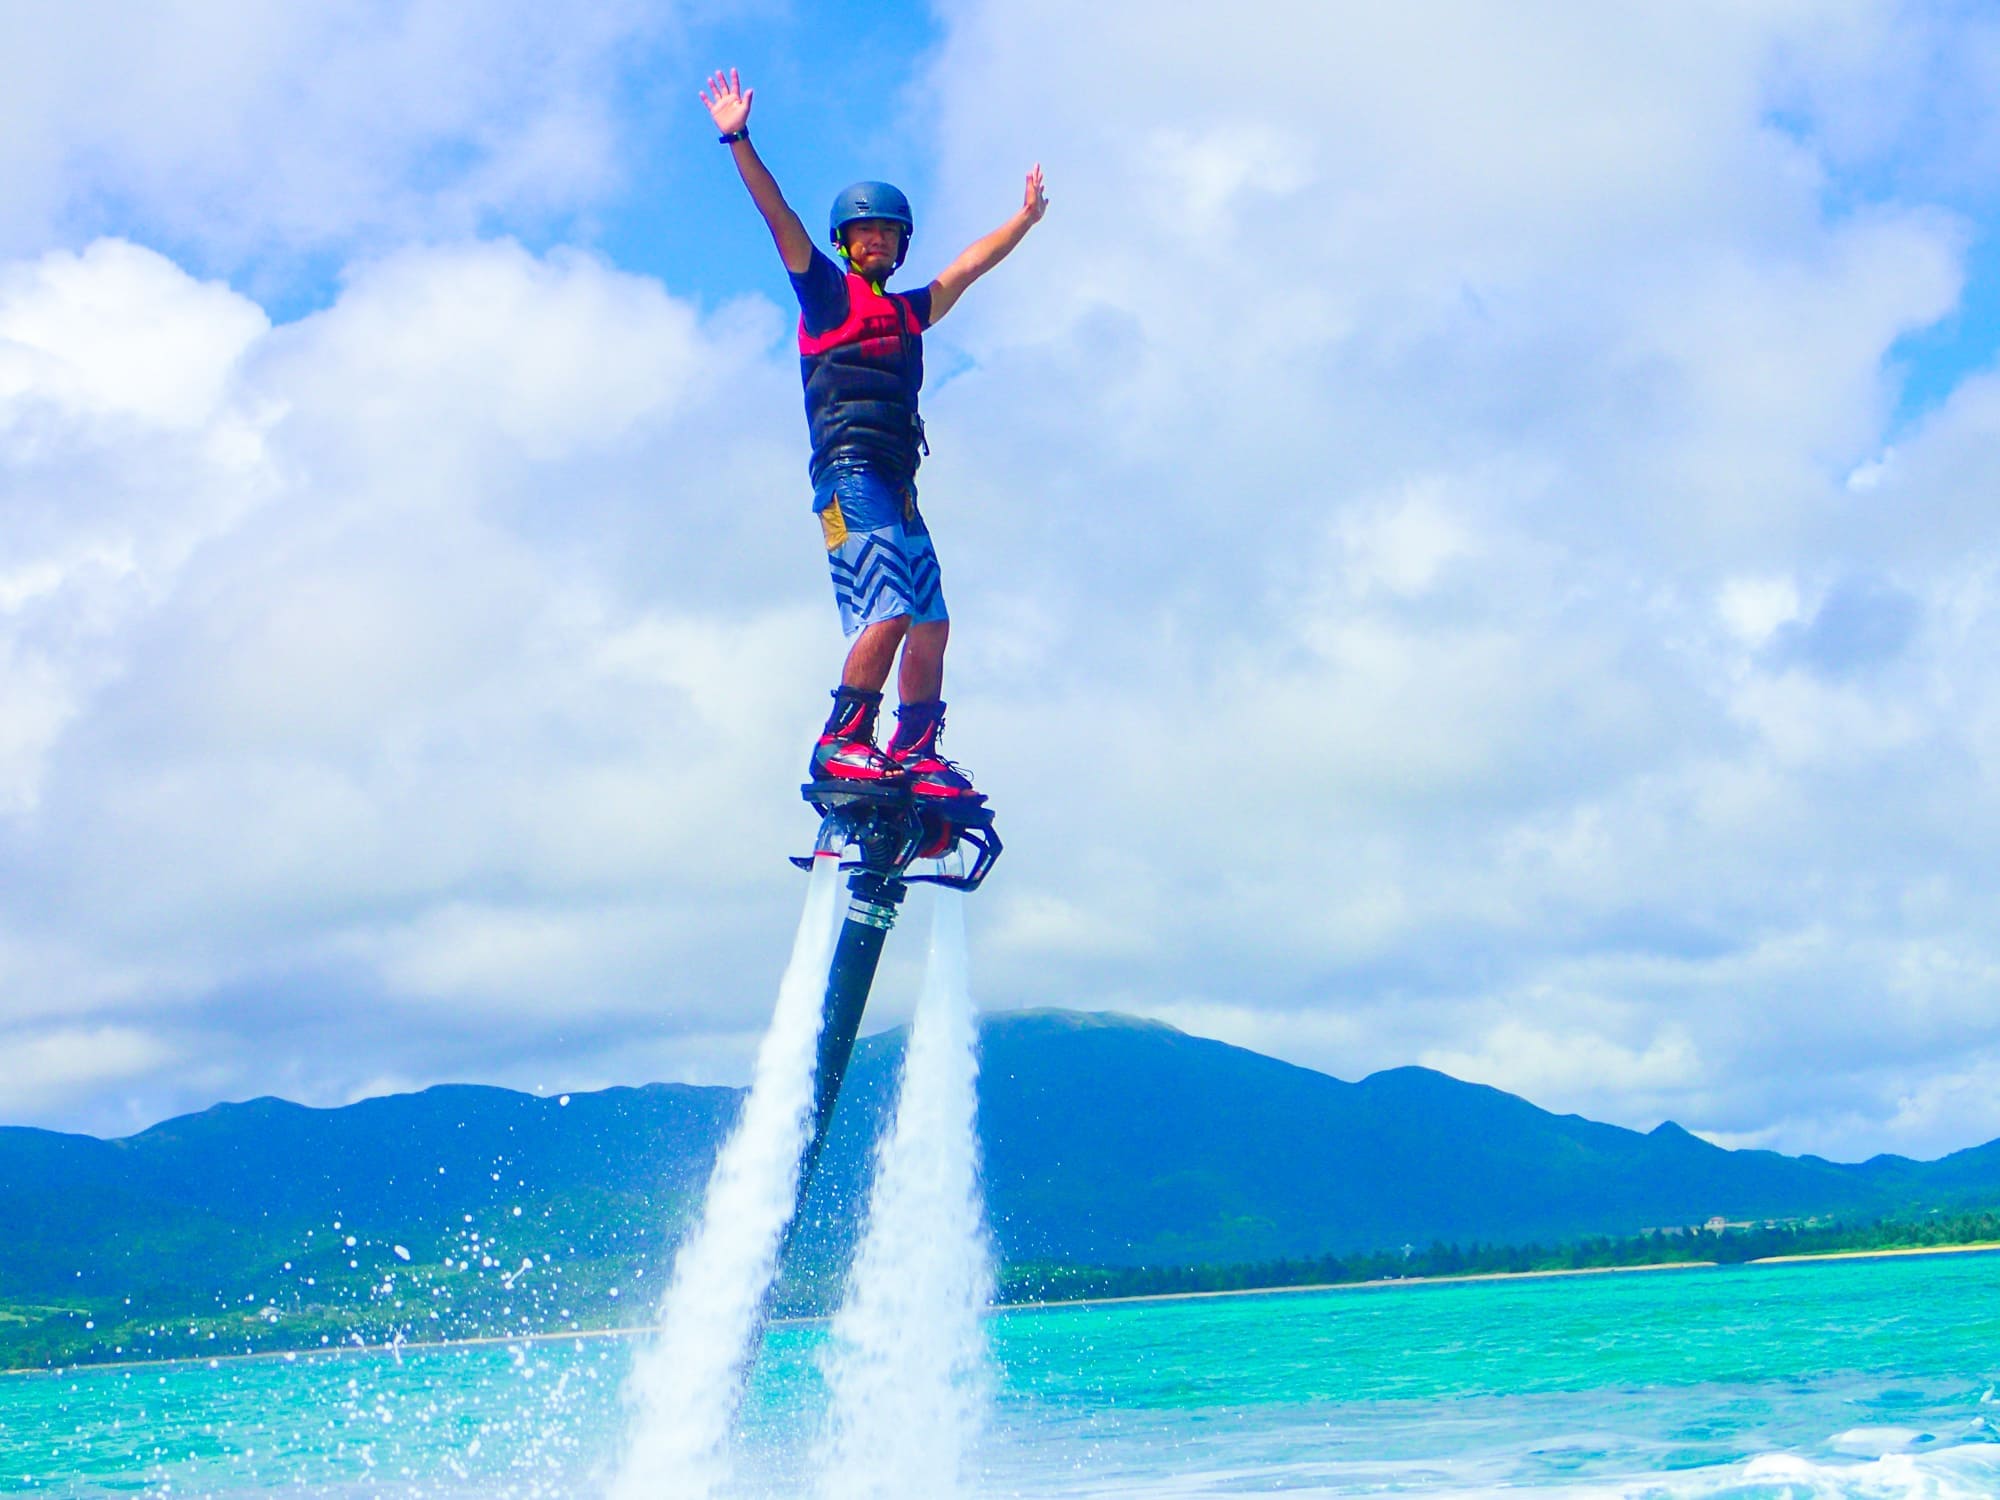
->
xmin=0 ymin=233 xmax=831 ymax=1128
xmin=903 ymin=0 xmax=2000 ymax=1158
xmin=0 ymin=0 xmax=670 ymax=268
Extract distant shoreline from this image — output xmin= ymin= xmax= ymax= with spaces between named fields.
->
xmin=1748 ymin=1239 xmax=2000 ymax=1266
xmin=998 ymin=1257 xmax=1717 ymax=1313
xmin=10 ymin=1240 xmax=2000 ymax=1378
xmin=1000 ymin=1238 xmax=2000 ymax=1315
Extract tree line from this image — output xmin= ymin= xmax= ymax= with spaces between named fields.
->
xmin=996 ymin=1206 xmax=2000 ymax=1304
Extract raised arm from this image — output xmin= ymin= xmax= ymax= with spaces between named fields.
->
xmin=926 ymin=166 xmax=1049 ymax=323
xmin=700 ymin=69 xmax=815 ymax=275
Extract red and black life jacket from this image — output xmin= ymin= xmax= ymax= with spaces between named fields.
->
xmin=798 ymin=273 xmax=927 ymax=487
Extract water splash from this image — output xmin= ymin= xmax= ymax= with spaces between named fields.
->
xmin=610 ymin=853 xmax=844 ymax=1500
xmin=817 ymin=889 xmax=995 ymax=1500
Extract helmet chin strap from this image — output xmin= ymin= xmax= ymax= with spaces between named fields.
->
xmin=835 ymin=239 xmax=899 ymax=291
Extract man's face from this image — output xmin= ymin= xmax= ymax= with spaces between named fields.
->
xmin=842 ymin=218 xmax=904 ymax=279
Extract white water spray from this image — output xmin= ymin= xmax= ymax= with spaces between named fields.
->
xmin=611 ymin=853 xmax=845 ymax=1500
xmin=817 ymin=889 xmax=995 ymax=1500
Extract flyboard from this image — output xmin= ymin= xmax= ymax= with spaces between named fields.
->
xmin=790 ymin=776 xmax=1000 ymax=1196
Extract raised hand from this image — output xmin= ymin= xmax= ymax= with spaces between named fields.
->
xmin=1022 ymin=164 xmax=1049 ymax=225
xmin=700 ymin=68 xmax=753 ymax=136
xmin=926 ymin=164 xmax=1051 ymax=322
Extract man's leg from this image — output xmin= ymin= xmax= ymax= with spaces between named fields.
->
xmin=814 ymin=616 xmax=913 ymax=784
xmin=842 ymin=616 xmax=911 ymax=691
xmin=815 ymin=467 xmax=926 ymax=785
xmin=887 ymin=620 xmax=979 ymax=800
xmin=897 ymin=619 xmax=948 ymax=702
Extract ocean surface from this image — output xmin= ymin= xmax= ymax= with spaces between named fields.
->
xmin=5 ymin=1250 xmax=1998 ymax=1497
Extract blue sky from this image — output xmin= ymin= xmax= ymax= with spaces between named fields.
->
xmin=70 ymin=1 xmax=954 ymax=325
xmin=117 ymin=3 xmax=2000 ymax=429
xmin=1893 ymin=232 xmax=2000 ymax=422
xmin=8 ymin=0 xmax=2000 ymax=1165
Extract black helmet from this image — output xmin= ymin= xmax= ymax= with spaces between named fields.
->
xmin=829 ymin=181 xmax=913 ymax=269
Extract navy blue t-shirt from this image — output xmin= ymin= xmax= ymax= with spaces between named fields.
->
xmin=789 ymin=248 xmax=933 ymax=336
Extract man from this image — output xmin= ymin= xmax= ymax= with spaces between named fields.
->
xmin=700 ymin=68 xmax=1047 ymax=802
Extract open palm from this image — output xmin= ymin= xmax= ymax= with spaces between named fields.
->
xmin=701 ymin=68 xmax=752 ymax=134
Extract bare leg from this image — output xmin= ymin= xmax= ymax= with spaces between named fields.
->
xmin=899 ymin=619 xmax=949 ymax=703
xmin=841 ymin=616 xmax=910 ymax=692
xmin=885 ymin=620 xmax=975 ymax=793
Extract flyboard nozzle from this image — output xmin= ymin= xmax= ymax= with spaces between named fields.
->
xmin=785 ymin=778 xmax=998 ymax=1249
xmin=797 ymin=865 xmax=907 ymax=1201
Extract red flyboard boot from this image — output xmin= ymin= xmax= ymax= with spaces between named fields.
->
xmin=809 ymin=686 xmax=907 ymax=786
xmin=887 ymin=700 xmax=984 ymax=802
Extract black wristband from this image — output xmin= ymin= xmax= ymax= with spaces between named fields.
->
xmin=718 ymin=129 xmax=748 ymax=145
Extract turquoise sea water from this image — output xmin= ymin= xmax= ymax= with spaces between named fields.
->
xmin=5 ymin=1252 xmax=1999 ymax=1497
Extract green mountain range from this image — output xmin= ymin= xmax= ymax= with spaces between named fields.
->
xmin=5 ymin=1010 xmax=1998 ymax=1366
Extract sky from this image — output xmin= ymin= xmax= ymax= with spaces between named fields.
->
xmin=5 ymin=0 xmax=2000 ymax=1163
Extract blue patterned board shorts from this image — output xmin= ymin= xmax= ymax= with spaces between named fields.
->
xmin=813 ymin=468 xmax=949 ymax=637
